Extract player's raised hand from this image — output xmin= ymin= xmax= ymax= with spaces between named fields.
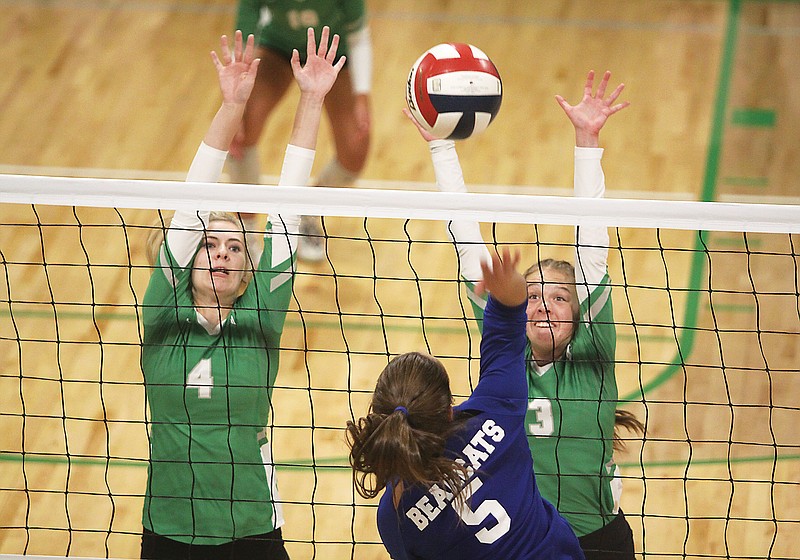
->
xmin=211 ymin=30 xmax=260 ymax=105
xmin=475 ymin=247 xmax=526 ymax=308
xmin=556 ymin=70 xmax=629 ymax=147
xmin=291 ymin=26 xmax=346 ymax=100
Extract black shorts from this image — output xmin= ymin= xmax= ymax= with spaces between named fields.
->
xmin=578 ymin=510 xmax=636 ymax=560
xmin=140 ymin=527 xmax=290 ymax=560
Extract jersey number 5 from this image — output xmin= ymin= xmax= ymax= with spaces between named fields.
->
xmin=454 ymin=476 xmax=511 ymax=544
xmin=187 ymin=358 xmax=213 ymax=399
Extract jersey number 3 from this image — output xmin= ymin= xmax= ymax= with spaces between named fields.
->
xmin=528 ymin=398 xmax=554 ymax=436
xmin=187 ymin=358 xmax=213 ymax=399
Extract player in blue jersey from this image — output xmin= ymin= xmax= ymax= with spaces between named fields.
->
xmin=404 ymin=71 xmax=645 ymax=560
xmin=140 ymin=27 xmax=344 ymax=559
xmin=347 ymin=248 xmax=585 ymax=560
xmin=229 ymin=0 xmax=372 ymax=261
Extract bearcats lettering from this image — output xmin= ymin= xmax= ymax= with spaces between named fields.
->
xmin=405 ymin=419 xmax=505 ymax=530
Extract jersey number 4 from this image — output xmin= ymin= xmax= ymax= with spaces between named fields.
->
xmin=186 ymin=359 xmax=213 ymax=399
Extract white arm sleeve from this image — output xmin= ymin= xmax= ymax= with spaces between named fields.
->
xmin=267 ymin=144 xmax=314 ymax=266
xmin=167 ymin=142 xmax=228 ymax=268
xmin=573 ymin=146 xmax=610 ymax=301
xmin=429 ymin=139 xmax=490 ymax=283
xmin=346 ymin=26 xmax=372 ymax=95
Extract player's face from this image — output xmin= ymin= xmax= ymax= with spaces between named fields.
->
xmin=191 ymin=220 xmax=247 ymax=304
xmin=525 ymin=269 xmax=578 ymax=365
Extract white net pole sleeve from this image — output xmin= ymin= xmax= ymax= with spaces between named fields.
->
xmin=429 ymin=139 xmax=490 ymax=283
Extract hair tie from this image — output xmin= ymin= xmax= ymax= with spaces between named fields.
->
xmin=393 ymin=406 xmax=409 ymax=417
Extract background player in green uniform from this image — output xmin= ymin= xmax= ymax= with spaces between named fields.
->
xmin=229 ymin=0 xmax=372 ymax=261
xmin=140 ymin=27 xmax=345 ymax=559
xmin=405 ymin=71 xmax=645 ymax=559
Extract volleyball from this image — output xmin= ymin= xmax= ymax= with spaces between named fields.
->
xmin=406 ymin=42 xmax=502 ymax=140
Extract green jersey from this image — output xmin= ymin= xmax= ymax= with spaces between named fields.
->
xmin=237 ymin=0 xmax=366 ymax=59
xmin=140 ymin=141 xmax=308 ymax=544
xmin=141 ymin=228 xmax=293 ymax=544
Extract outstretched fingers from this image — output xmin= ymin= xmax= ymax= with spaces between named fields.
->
xmin=556 ymin=69 xmax=629 ymax=145
xmin=242 ymin=32 xmax=255 ymax=65
xmin=291 ymin=27 xmax=345 ymax=98
xmin=306 ymin=26 xmax=318 ymax=59
xmin=583 ymin=70 xmax=596 ymax=98
xmin=311 ymin=26 xmax=343 ymax=66
xmin=325 ymin=31 xmax=341 ymax=64
xmin=317 ymin=26 xmax=329 ymax=58
xmin=232 ymin=30 xmax=244 ymax=64
xmin=243 ymin=57 xmax=261 ymax=83
xmin=477 ymin=248 xmax=525 ymax=306
xmin=586 ymin=69 xmax=630 ymax=114
xmin=595 ymin=70 xmax=611 ymax=99
xmin=210 ymin=30 xmax=261 ymax=105
xmin=554 ymin=93 xmax=571 ymax=113
xmin=607 ymin=80 xmax=624 ymax=102
xmin=495 ymin=247 xmax=521 ymax=278
xmin=211 ymin=31 xmax=243 ymax=69
xmin=211 ymin=33 xmax=231 ymax=71
xmin=210 ymin=49 xmax=223 ymax=72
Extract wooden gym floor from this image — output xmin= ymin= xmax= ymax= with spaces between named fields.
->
xmin=0 ymin=1 xmax=798 ymax=558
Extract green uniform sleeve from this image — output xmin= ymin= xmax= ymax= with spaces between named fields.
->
xmin=142 ymin=241 xmax=194 ymax=343
xmin=572 ymin=273 xmax=616 ymax=368
xmin=239 ymin=225 xmax=295 ymax=338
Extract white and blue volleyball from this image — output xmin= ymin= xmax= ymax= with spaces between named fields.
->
xmin=406 ymin=43 xmax=502 ymax=140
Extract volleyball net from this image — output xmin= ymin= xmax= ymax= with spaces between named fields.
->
xmin=0 ymin=174 xmax=798 ymax=559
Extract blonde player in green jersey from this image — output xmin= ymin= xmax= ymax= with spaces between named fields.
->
xmin=229 ymin=0 xmax=372 ymax=262
xmin=140 ymin=27 xmax=344 ymax=559
xmin=405 ymin=70 xmax=645 ymax=560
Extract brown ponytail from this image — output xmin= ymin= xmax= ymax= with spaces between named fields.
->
xmin=346 ymin=352 xmax=469 ymax=502
xmin=613 ymin=409 xmax=645 ymax=451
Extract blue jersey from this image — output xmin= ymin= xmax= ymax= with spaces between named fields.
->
xmin=376 ymin=297 xmax=584 ymax=560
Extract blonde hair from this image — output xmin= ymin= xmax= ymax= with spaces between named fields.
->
xmin=146 ymin=211 xmax=263 ymax=288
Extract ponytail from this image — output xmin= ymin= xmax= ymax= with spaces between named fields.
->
xmin=346 ymin=352 xmax=469 ymax=501
xmin=613 ymin=409 xmax=645 ymax=451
